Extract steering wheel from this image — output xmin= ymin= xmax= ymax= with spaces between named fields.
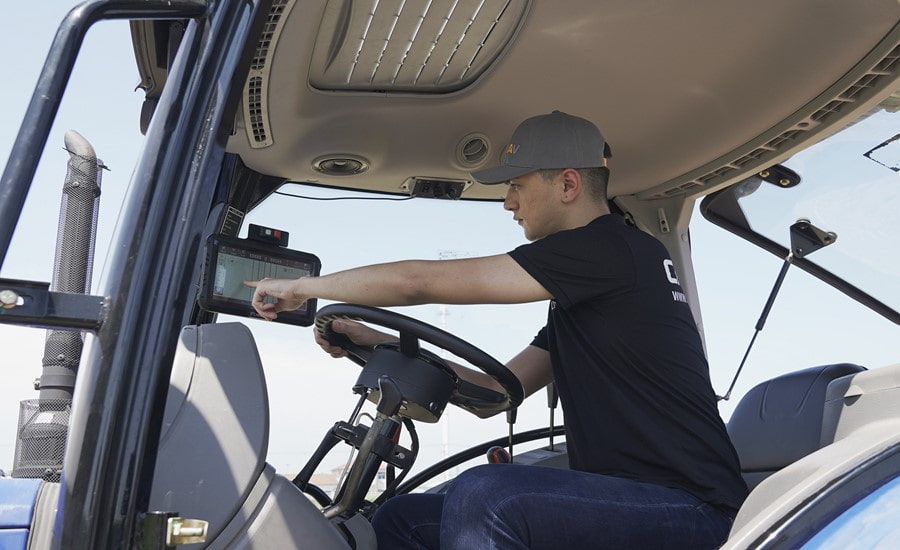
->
xmin=315 ymin=303 xmax=524 ymax=419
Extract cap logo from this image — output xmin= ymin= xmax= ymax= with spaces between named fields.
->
xmin=471 ymin=112 xmax=608 ymax=184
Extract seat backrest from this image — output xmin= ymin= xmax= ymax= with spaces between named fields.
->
xmin=149 ymin=323 xmax=269 ymax=544
xmin=726 ymin=363 xmax=865 ymax=489
xmin=726 ymin=363 xmax=900 ymax=547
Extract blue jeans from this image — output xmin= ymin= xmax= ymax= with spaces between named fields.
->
xmin=372 ymin=464 xmax=733 ymax=549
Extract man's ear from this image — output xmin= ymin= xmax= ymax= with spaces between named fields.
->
xmin=560 ymin=168 xmax=582 ymax=203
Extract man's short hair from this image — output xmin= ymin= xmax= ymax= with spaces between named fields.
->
xmin=540 ymin=167 xmax=610 ymax=202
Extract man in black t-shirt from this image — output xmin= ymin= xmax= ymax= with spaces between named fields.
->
xmin=247 ymin=111 xmax=747 ymax=549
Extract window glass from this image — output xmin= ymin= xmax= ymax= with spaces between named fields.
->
xmin=736 ymin=108 xmax=899 ymax=312
xmin=692 ymin=101 xmax=900 ymax=414
xmin=799 ymin=475 xmax=900 ymax=549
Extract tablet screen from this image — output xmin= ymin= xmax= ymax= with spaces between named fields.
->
xmin=200 ymin=235 xmax=321 ymax=326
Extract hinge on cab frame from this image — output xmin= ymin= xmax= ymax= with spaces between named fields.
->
xmin=138 ymin=512 xmax=208 ymax=549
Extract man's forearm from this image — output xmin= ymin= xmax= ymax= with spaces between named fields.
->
xmin=299 ymin=260 xmax=433 ymax=306
xmin=296 ymin=254 xmax=549 ymax=307
xmin=247 ymin=253 xmax=548 ymax=320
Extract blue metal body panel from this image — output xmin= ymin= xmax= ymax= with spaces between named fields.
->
xmin=0 ymin=478 xmax=41 ymax=528
xmin=0 ymin=476 xmax=41 ymax=549
xmin=0 ymin=529 xmax=29 ymax=550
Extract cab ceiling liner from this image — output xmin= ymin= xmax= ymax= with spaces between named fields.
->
xmin=309 ymin=0 xmax=530 ymax=93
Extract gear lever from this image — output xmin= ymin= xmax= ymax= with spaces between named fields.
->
xmin=486 ymin=406 xmax=518 ymax=464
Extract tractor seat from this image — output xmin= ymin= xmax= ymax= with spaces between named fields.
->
xmin=726 ymin=363 xmax=866 ymax=490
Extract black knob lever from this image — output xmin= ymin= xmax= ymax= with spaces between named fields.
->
xmin=486 ymin=446 xmax=512 ymax=464
xmin=376 ymin=376 xmax=404 ymax=418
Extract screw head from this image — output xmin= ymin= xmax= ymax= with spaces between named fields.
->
xmin=0 ymin=289 xmax=19 ymax=308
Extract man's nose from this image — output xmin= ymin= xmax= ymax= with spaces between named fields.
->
xmin=503 ymin=189 xmax=516 ymax=211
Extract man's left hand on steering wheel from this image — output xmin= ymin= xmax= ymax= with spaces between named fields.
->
xmin=314 ymin=303 xmax=524 ymax=418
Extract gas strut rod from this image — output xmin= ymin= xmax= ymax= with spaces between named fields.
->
xmin=717 ymin=219 xmax=836 ymax=401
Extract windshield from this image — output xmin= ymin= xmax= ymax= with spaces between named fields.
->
xmin=230 ymin=187 xmax=549 ymax=474
xmin=694 ymin=95 xmax=900 ymax=418
xmin=735 ymin=102 xmax=899 ymax=315
xmin=700 ymin=96 xmax=900 ymax=324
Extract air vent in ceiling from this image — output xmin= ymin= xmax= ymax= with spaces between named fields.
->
xmin=243 ymin=0 xmax=297 ymax=148
xmin=456 ymin=133 xmax=490 ymax=166
xmin=309 ymin=0 xmax=531 ymax=93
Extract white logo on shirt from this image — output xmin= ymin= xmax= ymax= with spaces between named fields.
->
xmin=663 ymin=259 xmax=680 ymax=285
xmin=663 ymin=259 xmax=688 ymax=303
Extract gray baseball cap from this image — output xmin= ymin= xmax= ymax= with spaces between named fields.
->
xmin=471 ymin=110 xmax=612 ymax=184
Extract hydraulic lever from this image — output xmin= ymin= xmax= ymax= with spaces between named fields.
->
xmin=486 ymin=407 xmax=518 ymax=464
xmin=547 ymin=382 xmax=559 ymax=451
xmin=506 ymin=407 xmax=517 ymax=462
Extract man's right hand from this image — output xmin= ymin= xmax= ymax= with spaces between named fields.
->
xmin=244 ymin=277 xmax=308 ymax=320
xmin=315 ymin=319 xmax=398 ymax=359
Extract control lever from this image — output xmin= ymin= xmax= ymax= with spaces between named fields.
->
xmin=506 ymin=407 xmax=517 ymax=463
xmin=546 ymin=382 xmax=559 ymax=451
xmin=376 ymin=375 xmax=404 ymax=417
xmin=487 ymin=405 xmax=519 ymax=464
xmin=324 ymin=377 xmax=404 ymax=518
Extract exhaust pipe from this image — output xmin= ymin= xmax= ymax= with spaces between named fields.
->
xmin=13 ymin=130 xmax=103 ymax=480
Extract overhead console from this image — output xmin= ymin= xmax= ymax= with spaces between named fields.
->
xmin=199 ymin=225 xmax=321 ymax=326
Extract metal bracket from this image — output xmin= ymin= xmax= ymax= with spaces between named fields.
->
xmin=789 ymin=219 xmax=837 ymax=258
xmin=657 ymin=207 xmax=670 ymax=233
xmin=333 ymin=421 xmax=414 ymax=469
xmin=0 ymin=278 xmax=105 ymax=331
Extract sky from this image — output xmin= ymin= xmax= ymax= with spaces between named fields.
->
xmin=0 ymin=3 xmax=897 ymax=481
